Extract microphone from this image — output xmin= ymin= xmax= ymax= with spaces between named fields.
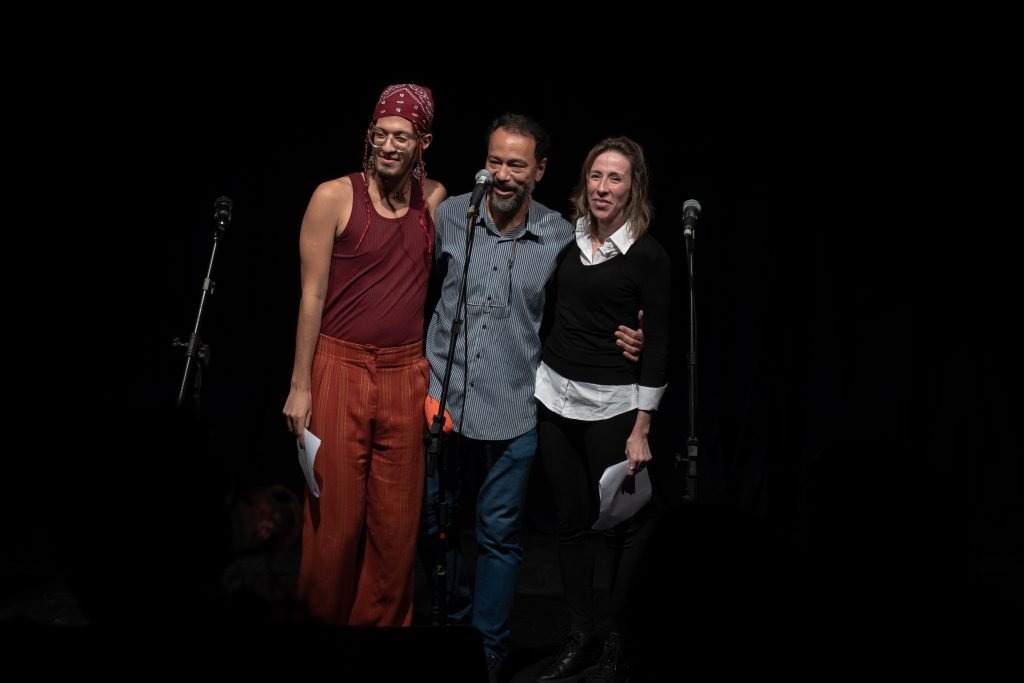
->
xmin=214 ymin=196 xmax=233 ymax=229
xmin=467 ymin=169 xmax=493 ymax=217
xmin=682 ymin=198 xmax=701 ymax=238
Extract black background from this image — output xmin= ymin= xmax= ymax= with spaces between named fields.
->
xmin=8 ymin=61 xmax=1014 ymax=649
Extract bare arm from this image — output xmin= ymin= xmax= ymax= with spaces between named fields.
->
xmin=424 ymin=178 xmax=448 ymax=221
xmin=282 ymin=178 xmax=353 ymax=436
xmin=624 ymin=409 xmax=653 ymax=477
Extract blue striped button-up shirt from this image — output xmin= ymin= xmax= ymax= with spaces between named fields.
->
xmin=426 ymin=192 xmax=573 ymax=440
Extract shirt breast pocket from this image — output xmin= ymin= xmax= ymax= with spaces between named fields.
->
xmin=466 ymin=301 xmax=511 ymax=319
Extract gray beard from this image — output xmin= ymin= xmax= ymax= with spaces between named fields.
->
xmin=489 ymin=182 xmax=533 ymax=215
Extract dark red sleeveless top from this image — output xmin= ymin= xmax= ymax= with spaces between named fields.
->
xmin=320 ymin=172 xmax=433 ymax=345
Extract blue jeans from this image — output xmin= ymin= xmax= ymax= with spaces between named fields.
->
xmin=419 ymin=429 xmax=537 ymax=662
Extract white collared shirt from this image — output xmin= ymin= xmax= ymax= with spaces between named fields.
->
xmin=575 ymin=218 xmax=637 ymax=265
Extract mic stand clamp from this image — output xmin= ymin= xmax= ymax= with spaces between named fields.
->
xmin=173 ymin=337 xmax=211 ymax=411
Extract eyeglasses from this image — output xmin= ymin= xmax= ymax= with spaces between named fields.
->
xmin=369 ymin=128 xmax=418 ymax=149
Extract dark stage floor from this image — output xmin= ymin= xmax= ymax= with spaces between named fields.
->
xmin=2 ymin=492 xmax=1014 ymax=680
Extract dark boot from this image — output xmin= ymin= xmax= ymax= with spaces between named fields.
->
xmin=586 ymin=632 xmax=628 ymax=683
xmin=537 ymin=629 xmax=602 ymax=681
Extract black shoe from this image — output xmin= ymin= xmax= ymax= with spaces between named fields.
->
xmin=537 ymin=629 xmax=602 ymax=681
xmin=586 ymin=632 xmax=628 ymax=683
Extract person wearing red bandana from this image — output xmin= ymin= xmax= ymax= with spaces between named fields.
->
xmin=283 ymin=83 xmax=446 ymax=627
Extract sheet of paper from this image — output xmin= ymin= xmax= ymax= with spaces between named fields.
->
xmin=297 ymin=428 xmax=321 ymax=498
xmin=592 ymin=460 xmax=651 ymax=530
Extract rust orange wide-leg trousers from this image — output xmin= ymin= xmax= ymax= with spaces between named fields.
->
xmin=297 ymin=334 xmax=427 ymax=626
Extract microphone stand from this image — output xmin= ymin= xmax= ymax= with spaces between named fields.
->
xmin=174 ymin=197 xmax=232 ymax=411
xmin=425 ymin=202 xmax=481 ymax=625
xmin=678 ymin=216 xmax=699 ymax=502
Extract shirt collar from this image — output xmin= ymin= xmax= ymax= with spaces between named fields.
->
xmin=574 ymin=216 xmax=637 ymax=254
xmin=481 ymin=201 xmax=544 ymax=242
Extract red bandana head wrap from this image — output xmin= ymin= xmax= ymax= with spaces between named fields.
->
xmin=374 ymin=83 xmax=434 ymax=134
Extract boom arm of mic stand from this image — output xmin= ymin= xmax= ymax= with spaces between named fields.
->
xmin=176 ymin=226 xmax=225 ymax=408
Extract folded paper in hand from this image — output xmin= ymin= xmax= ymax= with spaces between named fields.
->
xmin=297 ymin=428 xmax=321 ymax=498
xmin=592 ymin=461 xmax=652 ymax=530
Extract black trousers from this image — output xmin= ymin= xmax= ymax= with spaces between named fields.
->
xmin=537 ymin=404 xmax=658 ymax=635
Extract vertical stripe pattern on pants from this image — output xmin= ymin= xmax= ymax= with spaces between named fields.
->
xmin=296 ymin=334 xmax=427 ymax=626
